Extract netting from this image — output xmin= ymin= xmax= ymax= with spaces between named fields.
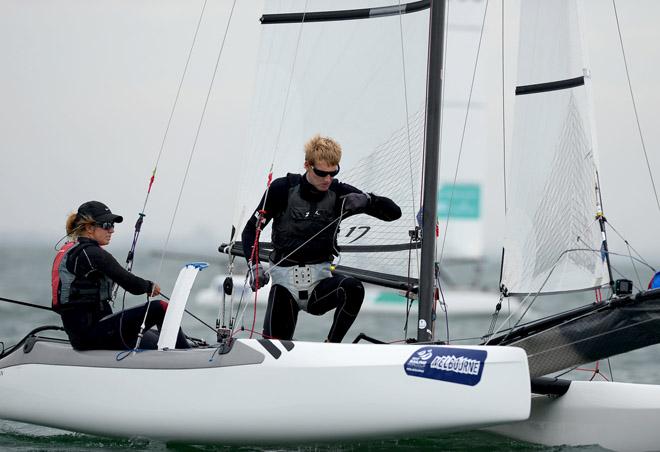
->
xmin=337 ymin=107 xmax=424 ymax=280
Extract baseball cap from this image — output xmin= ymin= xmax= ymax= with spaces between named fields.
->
xmin=77 ymin=201 xmax=124 ymax=224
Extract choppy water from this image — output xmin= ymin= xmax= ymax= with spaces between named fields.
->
xmin=1 ymin=242 xmax=658 ymax=451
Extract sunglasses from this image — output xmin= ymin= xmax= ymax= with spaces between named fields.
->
xmin=311 ymin=165 xmax=340 ymax=178
xmin=96 ymin=222 xmax=115 ymax=230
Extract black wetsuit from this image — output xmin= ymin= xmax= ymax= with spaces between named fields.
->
xmin=242 ymin=173 xmax=401 ymax=342
xmin=57 ymin=237 xmax=188 ymax=350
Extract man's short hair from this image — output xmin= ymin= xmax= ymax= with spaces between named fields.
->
xmin=304 ymin=134 xmax=342 ymax=166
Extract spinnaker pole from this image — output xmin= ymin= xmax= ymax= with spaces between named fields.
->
xmin=418 ymin=0 xmax=446 ymax=342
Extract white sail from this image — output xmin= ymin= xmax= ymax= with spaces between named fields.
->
xmin=500 ymin=0 xmax=609 ymax=295
xmin=234 ymin=1 xmax=430 ymax=284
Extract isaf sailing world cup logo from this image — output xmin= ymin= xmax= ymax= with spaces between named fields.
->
xmin=404 ymin=347 xmax=487 ymax=386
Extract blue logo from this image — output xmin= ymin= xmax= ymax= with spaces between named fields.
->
xmin=404 ymin=347 xmax=487 ymax=386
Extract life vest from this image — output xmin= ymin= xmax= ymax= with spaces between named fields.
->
xmin=271 ymin=174 xmax=337 ymax=263
xmin=51 ymin=241 xmax=113 ymax=310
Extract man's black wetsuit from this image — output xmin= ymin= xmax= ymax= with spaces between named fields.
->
xmin=242 ymin=173 xmax=401 ymax=342
xmin=56 ymin=237 xmax=188 ymax=350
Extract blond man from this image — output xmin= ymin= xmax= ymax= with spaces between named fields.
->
xmin=242 ymin=135 xmax=401 ymax=342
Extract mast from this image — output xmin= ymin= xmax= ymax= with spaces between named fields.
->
xmin=418 ymin=0 xmax=446 ymax=342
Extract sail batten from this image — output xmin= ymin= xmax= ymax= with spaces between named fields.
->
xmin=516 ymin=75 xmax=585 ymax=95
xmin=260 ymin=0 xmax=430 ymax=25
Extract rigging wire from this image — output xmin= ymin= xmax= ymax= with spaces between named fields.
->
xmin=486 ymin=247 xmax=608 ymax=344
xmin=143 ymin=0 xmax=211 ymax=214
xmin=437 ymin=0 xmax=489 ymax=266
xmin=268 ymin=0 xmax=309 ymax=168
xmin=120 ymin=0 xmax=210 ymax=279
xmin=110 ymin=0 xmax=210 ymax=330
xmin=242 ymin=2 xmax=309 ymax=327
xmin=611 ymin=0 xmax=660 ymax=214
xmin=156 ymin=0 xmax=238 ymax=280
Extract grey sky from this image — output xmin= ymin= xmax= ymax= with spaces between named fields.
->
xmin=0 ymin=0 xmax=658 ymax=263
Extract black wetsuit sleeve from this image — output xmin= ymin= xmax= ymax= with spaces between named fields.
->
xmin=81 ymin=246 xmax=153 ymax=295
xmin=241 ymin=177 xmax=290 ymax=264
xmin=335 ymin=181 xmax=402 ymax=221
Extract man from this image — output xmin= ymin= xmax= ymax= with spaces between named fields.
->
xmin=242 ymin=134 xmax=401 ymax=342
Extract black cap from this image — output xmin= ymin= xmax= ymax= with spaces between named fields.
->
xmin=77 ymin=201 xmax=123 ymax=224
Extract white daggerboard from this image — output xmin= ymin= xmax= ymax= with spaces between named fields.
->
xmin=158 ymin=262 xmax=208 ymax=350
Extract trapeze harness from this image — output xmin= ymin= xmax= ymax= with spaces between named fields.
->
xmin=268 ymin=181 xmax=337 ymax=310
xmin=51 ymin=241 xmax=113 ymax=310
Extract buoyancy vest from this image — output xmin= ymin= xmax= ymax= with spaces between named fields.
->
xmin=51 ymin=241 xmax=114 ymax=310
xmin=271 ymin=174 xmax=337 ymax=264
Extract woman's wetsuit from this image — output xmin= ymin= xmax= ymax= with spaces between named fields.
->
xmin=55 ymin=237 xmax=188 ymax=350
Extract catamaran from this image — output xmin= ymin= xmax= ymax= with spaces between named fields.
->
xmin=0 ymin=0 xmax=532 ymax=443
xmin=1 ymin=1 xmax=660 ymax=449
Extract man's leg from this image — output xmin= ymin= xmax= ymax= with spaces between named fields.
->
xmin=263 ymin=285 xmax=300 ymax=340
xmin=307 ymin=275 xmax=365 ymax=343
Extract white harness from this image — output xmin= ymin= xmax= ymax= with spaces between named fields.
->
xmin=268 ymin=261 xmax=333 ymax=310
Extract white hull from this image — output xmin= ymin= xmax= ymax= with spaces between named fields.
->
xmin=489 ymin=381 xmax=660 ymax=451
xmin=0 ymin=339 xmax=530 ymax=443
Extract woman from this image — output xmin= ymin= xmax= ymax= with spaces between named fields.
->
xmin=51 ymin=200 xmax=189 ymax=350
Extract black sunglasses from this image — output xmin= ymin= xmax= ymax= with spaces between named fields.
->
xmin=311 ymin=165 xmax=340 ymax=178
xmin=96 ymin=222 xmax=115 ymax=230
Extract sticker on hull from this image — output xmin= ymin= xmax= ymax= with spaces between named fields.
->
xmin=404 ymin=347 xmax=486 ymax=386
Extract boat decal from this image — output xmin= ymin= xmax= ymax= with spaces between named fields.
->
xmin=404 ymin=347 xmax=486 ymax=386
xmin=280 ymin=340 xmax=294 ymax=351
xmin=258 ymin=339 xmax=282 ymax=359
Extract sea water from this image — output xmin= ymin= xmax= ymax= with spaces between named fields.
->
xmin=1 ymin=242 xmax=657 ymax=451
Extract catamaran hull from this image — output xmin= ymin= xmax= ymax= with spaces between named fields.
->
xmin=488 ymin=381 xmax=660 ymax=452
xmin=0 ymin=338 xmax=530 ymax=443
xmin=492 ymin=289 xmax=660 ymax=377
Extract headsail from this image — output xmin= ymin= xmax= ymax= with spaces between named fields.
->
xmin=500 ymin=0 xmax=610 ymax=295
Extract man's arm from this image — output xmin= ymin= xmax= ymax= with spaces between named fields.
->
xmin=335 ymin=182 xmax=402 ymax=221
xmin=241 ymin=177 xmax=290 ymax=264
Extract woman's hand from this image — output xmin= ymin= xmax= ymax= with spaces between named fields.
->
xmin=150 ymin=282 xmax=161 ymax=297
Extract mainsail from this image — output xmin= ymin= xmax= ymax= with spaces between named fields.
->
xmin=500 ymin=0 xmax=610 ymax=295
xmin=230 ymin=1 xmax=430 ymax=287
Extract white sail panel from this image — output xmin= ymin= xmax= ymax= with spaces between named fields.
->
xmin=501 ymin=0 xmax=609 ymax=295
xmin=234 ymin=2 xmax=430 ymax=283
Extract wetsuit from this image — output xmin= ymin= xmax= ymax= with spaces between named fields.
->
xmin=242 ymin=173 xmax=401 ymax=342
xmin=54 ymin=237 xmax=188 ymax=350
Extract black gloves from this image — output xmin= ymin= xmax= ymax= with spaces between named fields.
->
xmin=340 ymin=192 xmax=371 ymax=215
xmin=248 ymin=263 xmax=270 ymax=291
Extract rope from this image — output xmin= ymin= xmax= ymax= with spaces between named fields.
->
xmin=0 ymin=297 xmax=53 ymax=312
xmin=157 ymin=0 xmax=238 ymax=280
xmin=612 ymin=0 xmax=660 ymax=214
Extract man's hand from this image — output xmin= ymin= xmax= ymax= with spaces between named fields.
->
xmin=249 ymin=263 xmax=270 ymax=291
xmin=340 ymin=192 xmax=371 ymax=214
